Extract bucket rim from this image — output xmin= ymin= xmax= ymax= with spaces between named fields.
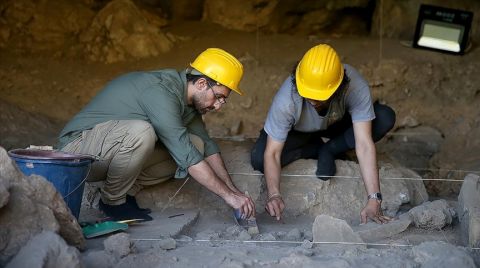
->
xmin=8 ymin=149 xmax=96 ymax=162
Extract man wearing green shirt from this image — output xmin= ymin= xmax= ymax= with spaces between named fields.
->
xmin=58 ymin=48 xmax=255 ymax=221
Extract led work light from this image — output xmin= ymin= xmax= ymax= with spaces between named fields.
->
xmin=413 ymin=4 xmax=473 ymax=55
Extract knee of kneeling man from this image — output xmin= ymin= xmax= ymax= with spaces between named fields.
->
xmin=126 ymin=121 xmax=156 ymax=147
xmin=189 ymin=134 xmax=205 ymax=154
xmin=375 ymin=104 xmax=396 ymax=130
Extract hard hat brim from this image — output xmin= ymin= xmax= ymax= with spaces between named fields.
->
xmin=295 ymin=66 xmax=344 ymax=101
xmin=189 ymin=64 xmax=244 ymax=96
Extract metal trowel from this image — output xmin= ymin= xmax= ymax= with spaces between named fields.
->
xmin=233 ymin=192 xmax=259 ymax=235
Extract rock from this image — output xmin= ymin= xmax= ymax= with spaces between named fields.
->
xmin=282 ymin=160 xmax=427 ymax=224
xmin=408 ymin=200 xmax=455 ymax=230
xmin=80 ymin=0 xmax=173 ymax=63
xmin=301 ymin=239 xmax=313 ymax=249
xmin=354 ymin=214 xmax=412 ymax=242
xmin=412 ymin=241 xmax=476 ymax=268
xmin=288 ymin=247 xmax=314 ymax=257
xmin=0 ymin=147 xmax=84 ymax=266
xmin=0 ymin=0 xmax=94 ymax=49
xmin=226 ymin=225 xmax=244 ymax=236
xmin=258 ymin=233 xmax=276 ymax=241
xmin=398 ymin=115 xmax=420 ymax=128
xmin=237 ymin=230 xmax=252 ymax=241
xmin=82 ymin=250 xmax=116 ymax=268
xmin=0 ymin=181 xmax=9 ymax=208
xmin=104 ymin=233 xmax=133 ymax=259
xmin=278 ymin=253 xmax=316 ymax=267
xmin=196 ymin=229 xmax=220 ymax=240
xmin=303 ymin=229 xmax=313 ymax=241
xmin=382 ymin=126 xmax=444 ymax=175
xmin=138 ymin=143 xmax=427 ymax=225
xmin=155 ymin=238 xmax=176 ymax=250
xmin=286 ymin=228 xmax=302 ymax=241
xmin=313 ymin=215 xmax=363 ymax=245
xmin=458 ymin=173 xmax=480 ymax=247
xmin=203 ymin=0 xmax=278 ymax=32
xmin=6 ymin=231 xmax=82 ymax=268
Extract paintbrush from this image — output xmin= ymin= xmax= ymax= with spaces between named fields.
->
xmin=233 ymin=191 xmax=259 ymax=235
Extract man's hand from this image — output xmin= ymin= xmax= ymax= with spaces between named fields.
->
xmin=360 ymin=199 xmax=392 ymax=224
xmin=265 ymin=194 xmax=285 ymax=221
xmin=225 ymin=192 xmax=255 ymax=219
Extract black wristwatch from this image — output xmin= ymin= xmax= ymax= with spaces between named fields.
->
xmin=368 ymin=192 xmax=382 ymax=201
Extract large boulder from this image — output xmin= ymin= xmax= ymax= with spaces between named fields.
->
xmin=281 ymin=159 xmax=428 ymax=224
xmin=6 ymin=231 xmax=82 ymax=268
xmin=0 ymin=147 xmax=85 ymax=266
xmin=137 ymin=141 xmax=428 ymax=225
xmin=80 ymin=0 xmax=173 ymax=63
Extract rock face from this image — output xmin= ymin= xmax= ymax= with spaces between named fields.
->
xmin=5 ymin=231 xmax=82 ymax=268
xmin=79 ymin=0 xmax=173 ymax=63
xmin=0 ymin=147 xmax=85 ymax=266
xmin=203 ymin=0 xmax=374 ymax=35
xmin=203 ymin=0 xmax=279 ymax=32
xmin=0 ymin=0 xmax=94 ymax=49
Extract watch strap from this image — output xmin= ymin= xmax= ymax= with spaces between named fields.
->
xmin=368 ymin=192 xmax=382 ymax=201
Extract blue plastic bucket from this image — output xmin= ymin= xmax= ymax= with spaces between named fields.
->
xmin=8 ymin=149 xmax=95 ymax=219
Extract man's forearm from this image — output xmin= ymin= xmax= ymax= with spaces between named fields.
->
xmin=264 ymin=155 xmax=282 ymax=197
xmin=188 ymin=159 xmax=234 ymax=199
xmin=204 ymin=153 xmax=239 ymax=193
xmin=355 ymin=141 xmax=380 ymax=195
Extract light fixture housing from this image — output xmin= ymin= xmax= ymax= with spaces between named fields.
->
xmin=413 ymin=4 xmax=473 ymax=55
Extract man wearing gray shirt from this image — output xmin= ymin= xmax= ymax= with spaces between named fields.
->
xmin=59 ymin=48 xmax=255 ymax=221
xmin=251 ymin=44 xmax=395 ymax=224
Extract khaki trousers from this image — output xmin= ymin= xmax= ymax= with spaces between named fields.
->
xmin=62 ymin=120 xmax=204 ymax=205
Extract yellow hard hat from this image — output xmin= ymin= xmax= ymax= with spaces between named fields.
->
xmin=190 ymin=48 xmax=244 ymax=96
xmin=295 ymin=44 xmax=344 ymax=101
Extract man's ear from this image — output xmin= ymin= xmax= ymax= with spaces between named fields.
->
xmin=195 ymin=77 xmax=208 ymax=90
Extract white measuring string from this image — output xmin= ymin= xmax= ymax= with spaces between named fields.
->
xmin=228 ymin=172 xmax=467 ymax=182
xmin=130 ymin=238 xmax=480 ymax=251
xmin=161 ymin=176 xmax=191 ymax=213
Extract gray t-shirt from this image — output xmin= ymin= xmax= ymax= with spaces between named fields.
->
xmin=58 ymin=69 xmax=220 ymax=178
xmin=264 ymin=64 xmax=375 ymax=142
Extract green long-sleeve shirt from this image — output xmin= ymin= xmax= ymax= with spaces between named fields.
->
xmin=58 ymin=69 xmax=220 ymax=178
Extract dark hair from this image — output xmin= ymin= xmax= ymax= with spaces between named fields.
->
xmin=186 ymin=74 xmax=218 ymax=85
xmin=290 ymin=62 xmax=350 ymax=97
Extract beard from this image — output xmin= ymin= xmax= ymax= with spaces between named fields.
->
xmin=192 ymin=93 xmax=213 ymax=114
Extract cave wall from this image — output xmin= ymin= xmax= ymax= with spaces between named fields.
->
xmin=1 ymin=0 xmax=478 ymax=56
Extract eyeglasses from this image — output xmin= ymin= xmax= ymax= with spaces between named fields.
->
xmin=207 ymin=81 xmax=227 ymax=105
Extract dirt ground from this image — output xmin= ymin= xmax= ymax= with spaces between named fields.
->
xmin=1 ymin=18 xmax=480 ymax=267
